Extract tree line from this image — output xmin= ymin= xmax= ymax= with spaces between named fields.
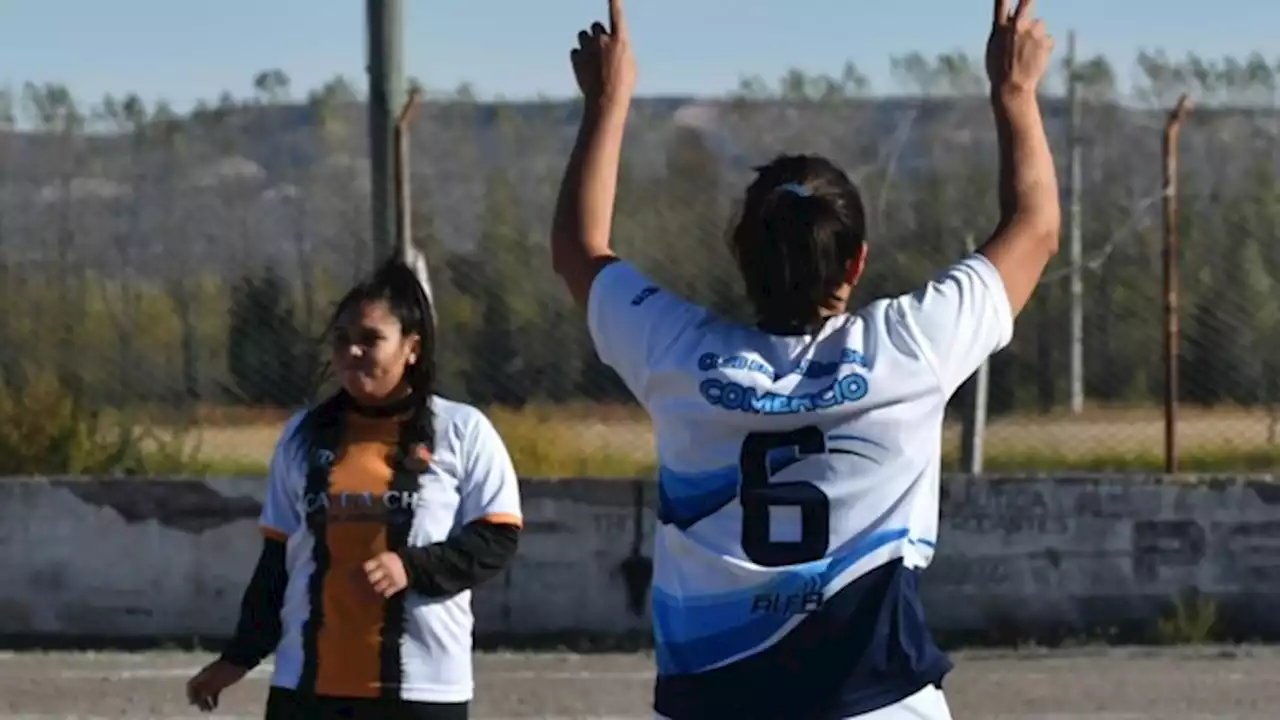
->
xmin=2 ymin=48 xmax=1279 ymax=421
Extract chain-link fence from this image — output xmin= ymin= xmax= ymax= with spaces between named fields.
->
xmin=2 ymin=50 xmax=1279 ymax=477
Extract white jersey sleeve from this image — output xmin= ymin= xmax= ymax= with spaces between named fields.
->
xmin=258 ymin=412 xmax=307 ymax=541
xmin=890 ymin=253 xmax=1014 ymax=397
xmin=587 ymin=260 xmax=706 ymax=401
xmin=455 ymin=409 xmax=523 ymax=527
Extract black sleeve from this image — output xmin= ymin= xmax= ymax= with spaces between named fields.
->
xmin=396 ymin=520 xmax=520 ymax=598
xmin=219 ymin=537 xmax=287 ymax=670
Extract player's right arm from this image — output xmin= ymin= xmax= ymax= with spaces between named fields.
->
xmin=218 ymin=415 xmax=303 ymax=671
xmin=890 ymin=0 xmax=1057 ymax=397
xmin=977 ymin=0 xmax=1060 ymax=319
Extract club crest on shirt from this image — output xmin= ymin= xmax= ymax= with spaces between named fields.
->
xmin=395 ymin=443 xmax=433 ymax=473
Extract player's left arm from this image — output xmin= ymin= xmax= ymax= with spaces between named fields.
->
xmin=550 ymin=0 xmax=704 ymax=402
xmin=550 ymin=0 xmax=632 ymax=310
xmin=551 ymin=96 xmax=705 ymax=400
xmin=548 ymin=88 xmax=625 ymax=310
xmin=396 ymin=412 xmax=522 ymax=598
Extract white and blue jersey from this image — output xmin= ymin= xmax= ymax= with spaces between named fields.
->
xmin=586 ymin=255 xmax=1013 ymax=720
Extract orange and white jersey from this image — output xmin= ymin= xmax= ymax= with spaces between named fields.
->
xmin=259 ymin=395 xmax=522 ymax=703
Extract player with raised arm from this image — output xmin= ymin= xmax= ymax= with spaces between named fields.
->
xmin=551 ymin=1 xmax=1056 ymax=718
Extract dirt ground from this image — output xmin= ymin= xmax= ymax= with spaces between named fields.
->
xmin=1 ymin=646 xmax=1278 ymax=719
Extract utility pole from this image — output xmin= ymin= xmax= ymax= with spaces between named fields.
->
xmin=1066 ymin=30 xmax=1085 ymax=415
xmin=960 ymin=233 xmax=989 ymax=474
xmin=366 ymin=0 xmax=405 ymax=263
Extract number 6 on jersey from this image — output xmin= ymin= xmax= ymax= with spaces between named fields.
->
xmin=738 ymin=426 xmax=832 ymax=567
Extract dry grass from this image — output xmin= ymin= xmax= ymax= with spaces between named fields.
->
xmin=949 ymin=404 xmax=1280 ymax=457
xmin=164 ymin=403 xmax=1280 ymax=478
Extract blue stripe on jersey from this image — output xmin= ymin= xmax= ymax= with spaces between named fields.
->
xmin=653 ymin=560 xmax=952 ymax=720
xmin=656 ymin=452 xmax=806 ymax=531
xmin=656 ymin=464 xmax=740 ymax=530
xmin=652 ymin=528 xmax=910 ymax=675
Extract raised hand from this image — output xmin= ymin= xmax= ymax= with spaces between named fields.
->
xmin=985 ymin=0 xmax=1054 ymax=96
xmin=570 ymin=0 xmax=636 ymax=107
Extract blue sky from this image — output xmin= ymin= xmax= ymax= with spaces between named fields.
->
xmin=2 ymin=0 xmax=1275 ymax=110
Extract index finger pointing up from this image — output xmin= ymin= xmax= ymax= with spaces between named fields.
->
xmin=993 ymin=0 xmax=1011 ymax=26
xmin=1013 ymin=0 xmax=1035 ymax=23
xmin=609 ymin=0 xmax=627 ymax=37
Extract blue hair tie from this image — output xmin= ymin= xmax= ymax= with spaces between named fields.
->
xmin=774 ymin=182 xmax=812 ymax=198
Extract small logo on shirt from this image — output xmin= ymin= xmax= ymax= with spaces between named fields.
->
xmin=311 ymin=449 xmax=336 ymax=469
xmin=630 ymin=286 xmax=659 ymax=306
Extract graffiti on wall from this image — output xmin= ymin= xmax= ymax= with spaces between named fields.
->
xmin=1215 ymin=520 xmax=1280 ymax=586
xmin=593 ymin=510 xmax=633 ymax=538
xmin=942 ymin=483 xmax=1069 ymax=535
xmin=1072 ymin=484 xmax=1163 ymax=520
xmin=1131 ymin=519 xmax=1206 ymax=582
xmin=925 ymin=551 xmax=1063 ymax=592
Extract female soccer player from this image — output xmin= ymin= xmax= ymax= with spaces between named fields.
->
xmin=185 ymin=258 xmax=523 ymax=720
xmin=551 ymin=1 xmax=1056 ymax=718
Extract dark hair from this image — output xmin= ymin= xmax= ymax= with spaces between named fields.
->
xmin=302 ymin=257 xmax=438 ymax=455
xmin=728 ymin=154 xmax=867 ymax=334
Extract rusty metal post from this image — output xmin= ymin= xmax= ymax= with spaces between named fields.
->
xmin=1162 ymin=94 xmax=1192 ymax=474
xmin=394 ymin=87 xmax=421 ymax=261
xmin=393 ymin=88 xmax=436 ymax=326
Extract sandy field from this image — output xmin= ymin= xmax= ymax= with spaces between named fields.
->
xmin=1 ymin=646 xmax=1277 ymax=719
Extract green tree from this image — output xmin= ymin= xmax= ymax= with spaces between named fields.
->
xmin=463 ymin=165 xmax=534 ymax=406
xmin=24 ymin=82 xmax=88 ymax=398
xmin=226 ymin=268 xmax=312 ymax=407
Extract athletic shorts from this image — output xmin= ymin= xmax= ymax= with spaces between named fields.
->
xmin=654 ymin=684 xmax=953 ymax=720
xmin=265 ymin=687 xmax=469 ymax=720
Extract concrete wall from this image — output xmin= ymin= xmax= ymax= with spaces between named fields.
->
xmin=3 ymin=474 xmax=1280 ymax=645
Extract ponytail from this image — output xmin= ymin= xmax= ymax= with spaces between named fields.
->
xmin=728 ymin=154 xmax=867 ymax=334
